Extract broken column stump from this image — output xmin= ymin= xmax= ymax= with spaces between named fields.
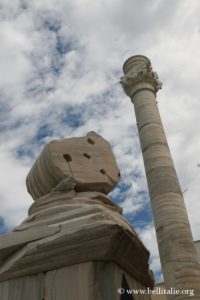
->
xmin=0 ymin=131 xmax=153 ymax=299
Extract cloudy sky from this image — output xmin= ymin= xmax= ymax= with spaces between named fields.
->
xmin=1 ymin=0 xmax=200 ymax=283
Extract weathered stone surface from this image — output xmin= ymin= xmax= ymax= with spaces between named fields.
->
xmin=44 ymin=262 xmax=151 ymax=300
xmin=0 ymin=273 xmax=44 ymax=300
xmin=28 ymin=190 xmax=122 ymax=215
xmin=26 ymin=131 xmax=120 ymax=200
xmin=0 ymin=190 xmax=153 ymax=288
xmin=0 ymin=224 xmax=60 ymax=264
xmin=0 ymin=262 xmax=151 ymax=300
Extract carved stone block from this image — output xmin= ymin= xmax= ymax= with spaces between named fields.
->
xmin=26 ymin=131 xmax=121 ymax=200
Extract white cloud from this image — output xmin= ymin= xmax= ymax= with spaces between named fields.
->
xmin=0 ymin=146 xmax=32 ymax=227
xmin=137 ymin=224 xmax=162 ymax=282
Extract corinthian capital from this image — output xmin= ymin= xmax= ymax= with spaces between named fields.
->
xmin=120 ymin=55 xmax=162 ymax=97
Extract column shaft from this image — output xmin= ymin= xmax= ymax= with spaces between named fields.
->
xmin=120 ymin=55 xmax=200 ymax=299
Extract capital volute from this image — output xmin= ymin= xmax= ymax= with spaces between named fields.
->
xmin=120 ymin=55 xmax=162 ymax=98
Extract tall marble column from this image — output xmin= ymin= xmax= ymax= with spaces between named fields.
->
xmin=120 ymin=55 xmax=200 ymax=299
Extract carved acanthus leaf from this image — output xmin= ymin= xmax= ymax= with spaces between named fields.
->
xmin=120 ymin=60 xmax=162 ymax=96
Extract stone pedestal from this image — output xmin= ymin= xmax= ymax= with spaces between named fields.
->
xmin=0 ymin=132 xmax=153 ymax=299
xmin=0 ymin=262 xmax=152 ymax=300
xmin=120 ymin=55 xmax=200 ymax=299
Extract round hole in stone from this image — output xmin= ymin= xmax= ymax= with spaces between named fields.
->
xmin=83 ymin=153 xmax=91 ymax=159
xmin=63 ymin=154 xmax=72 ymax=162
xmin=100 ymin=169 xmax=106 ymax=175
xmin=87 ymin=138 xmax=95 ymax=145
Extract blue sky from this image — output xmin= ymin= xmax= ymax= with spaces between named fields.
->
xmin=1 ymin=0 xmax=200 ymax=283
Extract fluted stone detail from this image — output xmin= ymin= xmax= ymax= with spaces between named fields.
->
xmin=121 ymin=55 xmax=200 ymax=299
